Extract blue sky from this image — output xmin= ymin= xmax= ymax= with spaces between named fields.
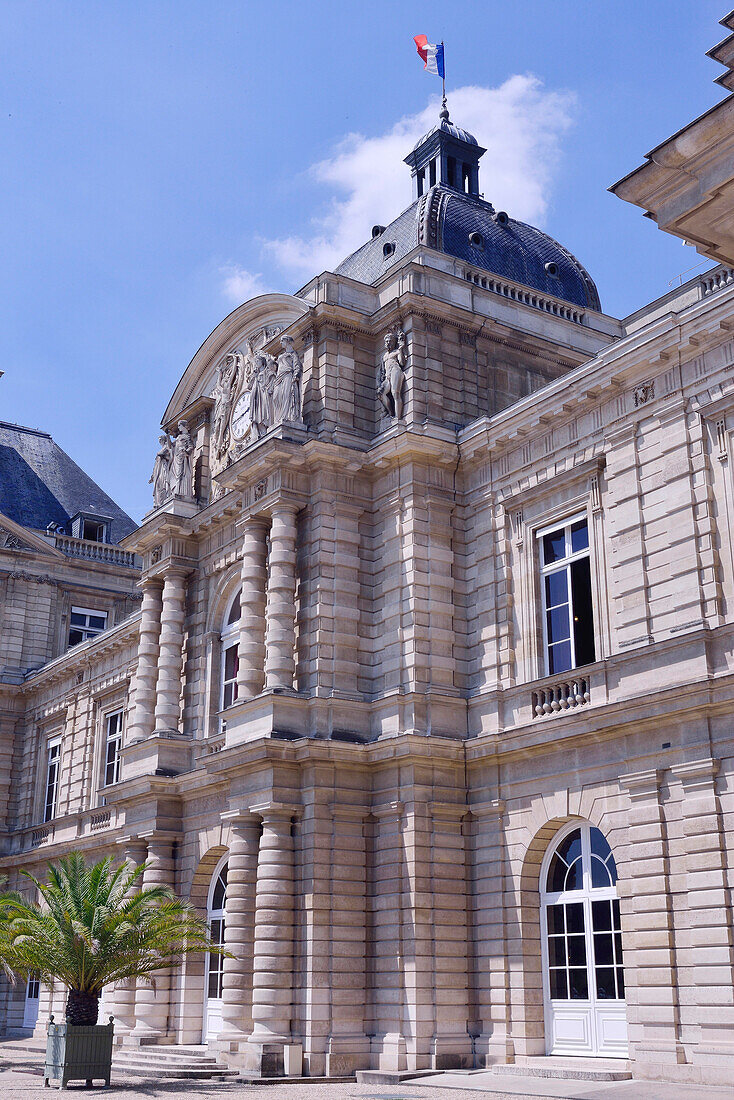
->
xmin=0 ymin=1 xmax=727 ymax=523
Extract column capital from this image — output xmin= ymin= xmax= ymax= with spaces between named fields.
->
xmin=467 ymin=798 xmax=505 ymax=818
xmin=670 ymin=757 xmax=718 ymax=787
xmin=251 ymin=801 xmax=300 ymax=824
xmin=221 ymin=808 xmax=261 ymax=827
xmin=619 ymin=768 xmax=661 ymax=799
xmin=267 ymin=499 xmax=301 ymax=518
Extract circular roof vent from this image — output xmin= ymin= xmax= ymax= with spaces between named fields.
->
xmin=468 ymin=231 xmax=483 ymax=248
xmin=372 ymin=224 xmax=386 ymax=239
xmin=494 ymin=211 xmax=509 ymax=226
xmin=383 ymin=241 xmax=396 ymax=258
xmin=545 ymin=261 xmax=559 ymax=276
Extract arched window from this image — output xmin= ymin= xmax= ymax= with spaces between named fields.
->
xmin=540 ymin=821 xmax=627 ymax=1057
xmin=204 ymin=858 xmax=228 ymax=1039
xmin=221 ymin=590 xmax=240 ymax=710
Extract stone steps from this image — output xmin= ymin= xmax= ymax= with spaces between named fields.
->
xmin=113 ymin=1046 xmax=238 ymax=1081
xmin=493 ymin=1057 xmax=632 ymax=1082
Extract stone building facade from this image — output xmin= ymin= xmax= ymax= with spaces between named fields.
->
xmin=3 ymin=20 xmax=734 ymax=1087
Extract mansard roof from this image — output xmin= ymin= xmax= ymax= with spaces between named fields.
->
xmin=334 ymin=184 xmax=602 ymax=311
xmin=0 ymin=420 xmax=136 ymax=543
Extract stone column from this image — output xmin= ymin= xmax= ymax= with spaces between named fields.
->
xmin=126 ymin=580 xmax=163 ymax=743
xmin=619 ymin=770 xmax=684 ymax=1073
xmin=153 ymin=570 xmax=188 ymax=734
xmin=249 ymin=807 xmax=296 ymax=1066
xmin=131 ymin=837 xmax=176 ymax=1043
xmin=218 ymin=814 xmax=260 ymax=1048
xmin=670 ymin=759 xmax=734 ymax=1066
xmin=237 ymin=520 xmax=269 ymax=699
xmin=111 ymin=838 xmax=148 ymax=1036
xmin=264 ymin=506 xmax=298 ymax=691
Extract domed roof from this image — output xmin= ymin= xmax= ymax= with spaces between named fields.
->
xmin=412 ymin=116 xmax=479 ymax=151
xmin=335 ymin=184 xmax=601 ymax=312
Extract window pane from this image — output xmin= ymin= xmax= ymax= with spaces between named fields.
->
xmin=570 ymin=519 xmax=589 ymax=553
xmin=545 ymin=569 xmax=568 ymax=607
xmin=590 ymin=828 xmax=611 ymax=860
xmin=543 ymin=530 xmax=566 ymax=565
xmin=68 ymin=630 xmax=84 ymax=646
xmin=595 ymin=967 xmax=617 ymax=1000
xmin=567 ymin=935 xmax=587 ymax=967
xmin=565 ymin=902 xmax=585 ymax=934
xmin=607 ymin=853 xmax=618 ymax=886
xmin=549 ymin=640 xmax=573 ymax=674
xmin=208 ymin=969 xmax=220 ymax=998
xmin=592 ymin=899 xmax=612 ymax=931
xmin=558 ymin=830 xmax=582 ymax=866
xmin=546 ymin=905 xmax=565 ymax=934
xmin=70 ymin=612 xmax=86 ymax=626
xmin=223 ymin=683 xmax=234 ymax=709
xmin=571 ymin=557 xmax=595 ymax=666
xmin=227 ymin=592 xmax=241 ymax=625
xmin=547 ymin=854 xmax=567 ymax=893
xmin=564 ymin=857 xmax=582 ymax=892
xmin=88 ymin=616 xmax=106 ymax=630
xmin=548 ymin=937 xmax=567 ymax=966
xmin=547 ymin=605 xmax=571 ymax=644
xmin=591 ymin=855 xmax=612 ymax=889
xmin=594 ymin=933 xmax=614 ymax=967
xmin=616 ymin=968 xmax=625 ymax=997
xmin=550 ymin=969 xmax=568 ymax=1000
xmin=569 ymin=968 xmax=588 ymax=999
xmin=224 ymin=644 xmax=238 ymax=681
xmin=614 ymin=932 xmax=623 ymax=961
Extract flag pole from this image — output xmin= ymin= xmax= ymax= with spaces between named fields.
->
xmin=441 ymin=40 xmax=446 ymax=102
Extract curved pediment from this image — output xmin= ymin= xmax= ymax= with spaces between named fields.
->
xmin=162 ymin=293 xmax=309 ymax=427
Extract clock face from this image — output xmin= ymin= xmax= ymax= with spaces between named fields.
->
xmin=230 ymin=390 xmax=252 ymax=441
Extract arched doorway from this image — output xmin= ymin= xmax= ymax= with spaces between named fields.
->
xmin=203 ymin=857 xmax=228 ymax=1041
xmin=540 ymin=821 xmax=627 ymax=1057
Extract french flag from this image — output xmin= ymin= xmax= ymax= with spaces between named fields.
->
xmin=414 ymin=35 xmax=445 ymax=79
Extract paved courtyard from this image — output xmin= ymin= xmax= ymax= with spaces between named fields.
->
xmin=2 ymin=1042 xmax=734 ymax=1100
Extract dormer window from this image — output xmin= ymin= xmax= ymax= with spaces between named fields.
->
xmin=383 ymin=241 xmax=396 ymax=258
xmin=70 ymin=512 xmax=111 ymax=543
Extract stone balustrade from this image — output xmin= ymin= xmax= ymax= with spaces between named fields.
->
xmin=532 ymin=676 xmax=590 ymax=718
xmin=54 ymin=533 xmax=139 ymax=568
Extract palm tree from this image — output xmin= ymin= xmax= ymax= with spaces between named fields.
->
xmin=0 ymin=852 xmax=217 ymax=1027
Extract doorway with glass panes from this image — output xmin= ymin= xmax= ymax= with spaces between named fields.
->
xmin=203 ymin=858 xmax=227 ymax=1041
xmin=540 ymin=821 xmax=627 ymax=1057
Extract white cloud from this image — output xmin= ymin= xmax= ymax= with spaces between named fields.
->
xmin=262 ymin=75 xmax=576 ymax=282
xmin=220 ymin=264 xmax=272 ymax=304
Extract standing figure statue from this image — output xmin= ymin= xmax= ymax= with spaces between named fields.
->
xmin=171 ymin=420 xmax=194 ymax=498
xmin=211 ymin=352 xmax=239 ymax=459
xmin=149 ymin=433 xmax=173 ymax=507
xmin=273 ymin=334 xmax=303 ymax=424
xmin=377 ymin=328 xmax=407 ymax=420
xmin=249 ymin=353 xmax=276 ymax=439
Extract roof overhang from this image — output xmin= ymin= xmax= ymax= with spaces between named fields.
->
xmin=610 ymin=92 xmax=734 ymax=266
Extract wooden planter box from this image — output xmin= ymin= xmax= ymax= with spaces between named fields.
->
xmin=44 ymin=1015 xmax=114 ymax=1089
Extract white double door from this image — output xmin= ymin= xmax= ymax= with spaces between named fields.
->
xmin=23 ymin=976 xmax=40 ymax=1030
xmin=541 ymin=823 xmax=628 ymax=1058
xmin=203 ymin=861 xmax=228 ymax=1041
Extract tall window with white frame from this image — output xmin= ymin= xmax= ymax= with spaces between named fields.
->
xmin=221 ymin=589 xmax=241 ymax=711
xmin=43 ymin=736 xmax=61 ymax=823
xmin=103 ymin=710 xmax=123 ymax=788
xmin=539 ymin=514 xmax=595 ymax=676
xmin=68 ymin=607 xmax=107 ymax=648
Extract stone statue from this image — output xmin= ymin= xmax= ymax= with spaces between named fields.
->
xmin=211 ymin=352 xmax=239 ymax=459
xmin=273 ymin=334 xmax=303 ymax=424
xmin=149 ymin=433 xmax=173 ymax=506
xmin=377 ymin=328 xmax=407 ymax=420
xmin=171 ymin=420 xmax=194 ymax=498
xmin=250 ymin=352 xmax=276 ymax=439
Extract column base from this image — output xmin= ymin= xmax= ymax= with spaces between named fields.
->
xmin=240 ymin=1041 xmax=301 ymax=1077
xmin=126 ymin=1029 xmax=175 ymax=1047
xmin=375 ymin=1032 xmax=407 ymax=1073
xmin=430 ymin=1033 xmax=474 ymax=1070
xmin=325 ymin=1035 xmax=371 ymax=1076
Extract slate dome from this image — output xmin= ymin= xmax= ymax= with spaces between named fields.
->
xmin=335 ymin=104 xmax=601 ymax=313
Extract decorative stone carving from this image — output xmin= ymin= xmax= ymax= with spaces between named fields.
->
xmin=171 ymin=421 xmax=194 ymax=499
xmin=149 ymin=434 xmax=173 ymax=507
xmin=633 ymin=380 xmax=655 ymax=407
xmin=211 ymin=352 xmax=240 ymax=460
xmin=0 ymin=528 xmax=28 ymax=551
xmin=377 ymin=328 xmax=407 ymax=420
xmin=273 ymin=335 xmax=303 ymax=424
